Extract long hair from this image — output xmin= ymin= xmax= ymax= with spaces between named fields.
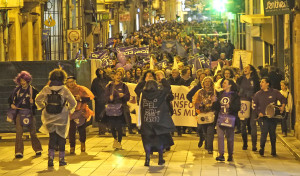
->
xmin=225 ymin=78 xmax=238 ymax=92
xmin=139 ymin=70 xmax=156 ymax=82
xmin=222 ymin=67 xmax=234 ymax=78
xmin=96 ymin=68 xmax=108 ymax=79
xmin=249 ymin=64 xmax=260 ymax=81
xmin=14 ymin=71 xmax=32 ymax=85
xmin=144 ymin=80 xmax=158 ymax=92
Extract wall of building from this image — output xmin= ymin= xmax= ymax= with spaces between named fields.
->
xmin=293 ymin=14 xmax=300 ymax=139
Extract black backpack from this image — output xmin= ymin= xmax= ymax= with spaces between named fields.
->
xmin=46 ymin=89 xmax=65 ymax=114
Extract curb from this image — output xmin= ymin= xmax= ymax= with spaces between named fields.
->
xmin=277 ymin=133 xmax=300 ymax=160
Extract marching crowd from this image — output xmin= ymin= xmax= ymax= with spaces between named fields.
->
xmin=7 ymin=21 xmax=293 ymax=167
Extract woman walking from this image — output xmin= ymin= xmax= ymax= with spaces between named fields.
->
xmin=104 ymin=70 xmax=130 ymax=149
xmin=8 ymin=71 xmax=42 ymax=159
xmin=215 ymin=79 xmax=240 ymax=162
xmin=193 ymin=76 xmax=217 ymax=154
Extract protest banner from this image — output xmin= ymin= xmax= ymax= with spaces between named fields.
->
xmin=232 ymin=49 xmax=252 ymax=69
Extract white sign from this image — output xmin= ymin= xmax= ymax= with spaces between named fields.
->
xmin=232 ymin=49 xmax=253 ymax=69
xmin=126 ymin=83 xmax=198 ymax=127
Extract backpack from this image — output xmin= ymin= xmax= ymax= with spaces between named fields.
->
xmin=46 ymin=89 xmax=65 ymax=114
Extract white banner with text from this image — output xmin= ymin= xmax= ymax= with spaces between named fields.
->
xmin=126 ymin=83 xmax=198 ymax=127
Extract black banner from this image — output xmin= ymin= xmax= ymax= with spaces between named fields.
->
xmin=263 ymin=0 xmax=291 ymax=16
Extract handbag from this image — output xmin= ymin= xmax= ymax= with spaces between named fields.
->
xmin=196 ymin=112 xmax=215 ymax=124
xmin=6 ymin=86 xmax=31 ymax=123
xmin=7 ymin=108 xmax=17 ymax=123
xmin=238 ymin=100 xmax=251 ymax=120
xmin=70 ymin=110 xmax=86 ymax=126
xmin=217 ymin=113 xmax=236 ymax=128
xmin=105 ymin=103 xmax=123 ymax=116
xmin=19 ymin=109 xmax=33 ymax=126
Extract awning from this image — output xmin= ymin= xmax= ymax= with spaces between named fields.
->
xmin=240 ymin=14 xmax=272 ymax=24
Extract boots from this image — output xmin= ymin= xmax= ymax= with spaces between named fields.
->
xmin=81 ymin=142 xmax=86 ymax=152
xmin=115 ymin=142 xmax=122 ymax=149
xmin=48 ymin=149 xmax=54 ymax=167
xmin=113 ymin=139 xmax=118 ymax=149
xmin=158 ymin=152 xmax=165 ymax=165
xmin=59 ymin=151 xmax=67 ymax=166
xmin=144 ymin=153 xmax=150 ymax=166
xmin=70 ymin=147 xmax=75 ymax=154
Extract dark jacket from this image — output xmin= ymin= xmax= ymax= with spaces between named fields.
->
xmin=91 ymin=76 xmax=110 ymax=121
xmin=8 ymin=85 xmax=39 ymax=114
xmin=268 ymin=71 xmax=283 ymax=90
xmin=186 ymin=83 xmax=202 ymax=103
xmin=140 ymin=79 xmax=176 ymax=135
xmin=105 ymin=82 xmax=130 ymax=104
xmin=236 ymin=75 xmax=260 ymax=101
xmin=214 ymin=91 xmax=241 ymax=118
xmin=168 ymin=75 xmax=184 ymax=85
xmin=252 ymin=88 xmax=287 ymax=116
xmin=182 ymin=77 xmax=194 ymax=86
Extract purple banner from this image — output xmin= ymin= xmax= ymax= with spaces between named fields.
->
xmin=134 ymin=46 xmax=149 ymax=57
xmin=91 ymin=50 xmax=110 ymax=66
xmin=117 ymin=46 xmax=135 ymax=57
xmin=117 ymin=46 xmax=149 ymax=57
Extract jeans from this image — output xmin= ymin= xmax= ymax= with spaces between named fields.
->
xmin=69 ymin=120 xmax=86 ymax=147
xmin=241 ymin=110 xmax=257 ymax=148
xmin=202 ymin=123 xmax=215 ymax=151
xmin=49 ymin=132 xmax=66 ymax=151
xmin=259 ymin=117 xmax=277 ymax=152
xmin=15 ymin=114 xmax=42 ymax=154
xmin=217 ymin=125 xmax=235 ymax=156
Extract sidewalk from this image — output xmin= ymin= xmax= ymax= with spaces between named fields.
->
xmin=277 ymin=130 xmax=300 ymax=160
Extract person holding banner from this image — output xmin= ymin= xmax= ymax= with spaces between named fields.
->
xmin=236 ymin=64 xmax=260 ymax=151
xmin=104 ymin=70 xmax=130 ymax=149
xmin=187 ymin=72 xmax=206 ymax=148
xmin=168 ymin=68 xmax=185 ymax=136
xmin=134 ymin=70 xmax=156 ymax=103
xmin=215 ymin=79 xmax=240 ymax=162
xmin=192 ymin=76 xmax=217 ymax=154
xmin=252 ymin=78 xmax=286 ymax=156
xmin=139 ymin=79 xmax=176 ymax=166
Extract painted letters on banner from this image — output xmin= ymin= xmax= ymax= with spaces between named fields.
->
xmin=263 ymin=0 xmax=291 ymax=16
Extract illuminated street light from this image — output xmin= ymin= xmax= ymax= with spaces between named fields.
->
xmin=213 ymin=0 xmax=227 ymax=12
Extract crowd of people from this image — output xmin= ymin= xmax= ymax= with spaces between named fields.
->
xmin=7 ymin=21 xmax=293 ymax=167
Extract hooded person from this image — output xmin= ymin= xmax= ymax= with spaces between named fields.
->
xmin=140 ymin=78 xmax=176 ymax=166
xmin=35 ymin=68 xmax=77 ymax=167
